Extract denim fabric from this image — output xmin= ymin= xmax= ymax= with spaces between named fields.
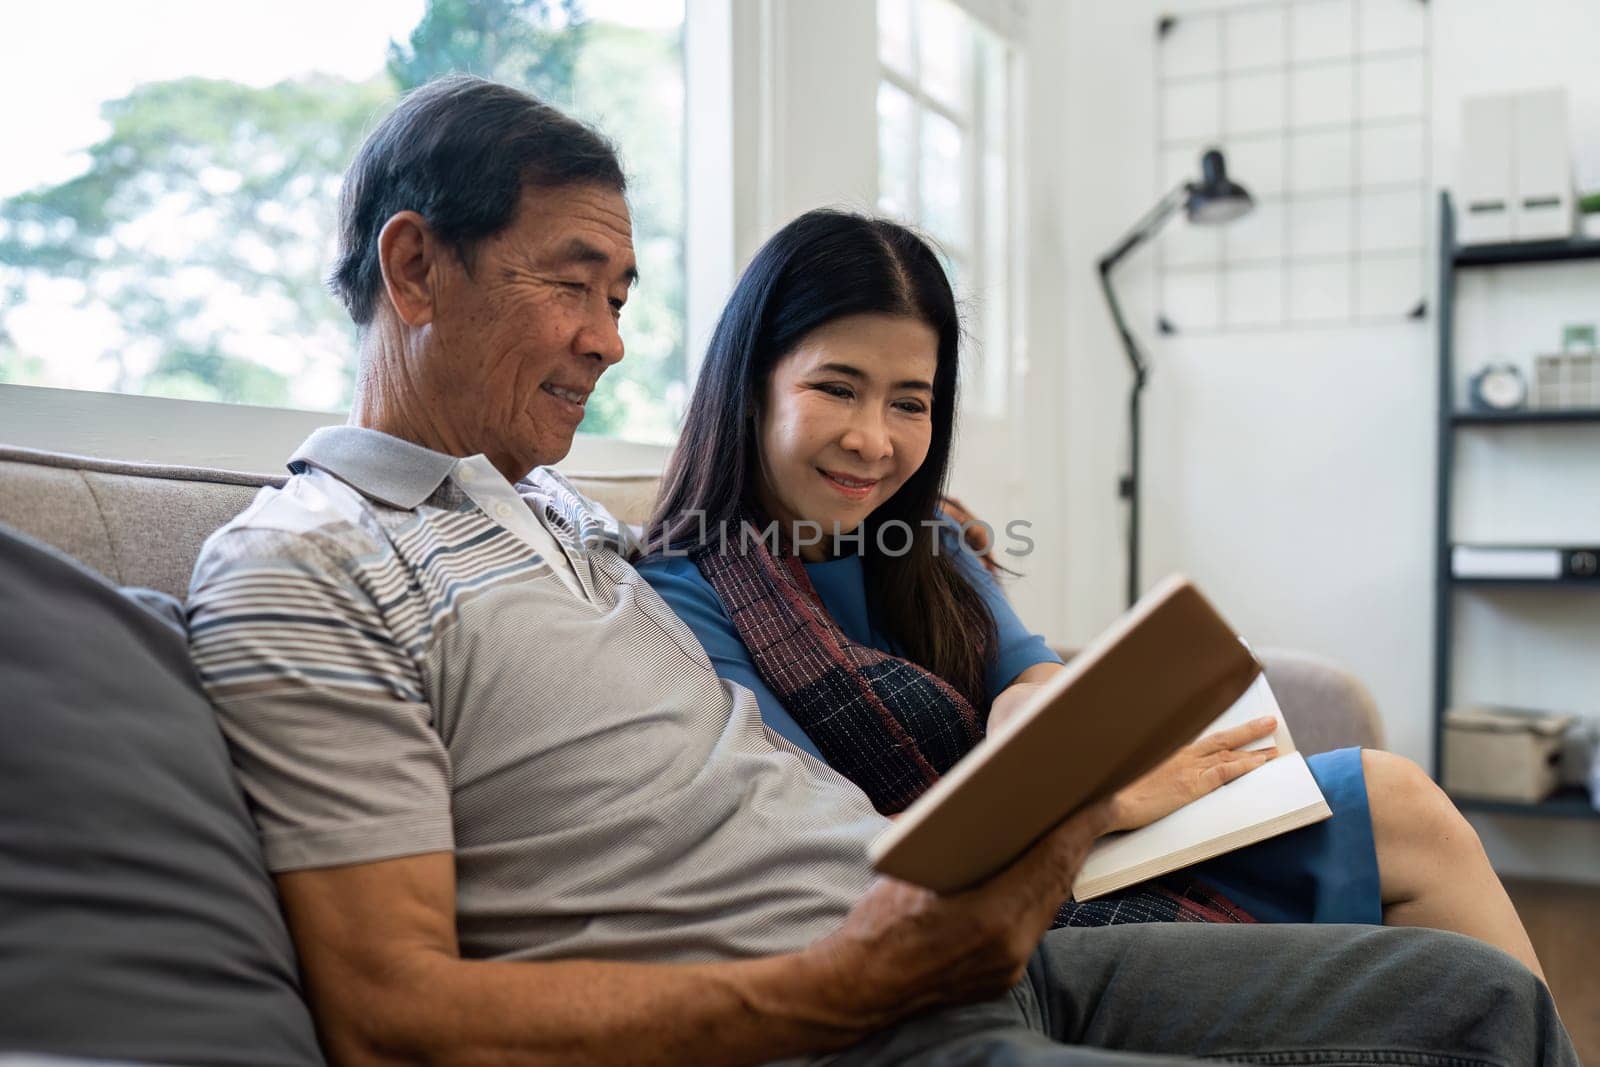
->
xmin=821 ymin=923 xmax=1576 ymax=1066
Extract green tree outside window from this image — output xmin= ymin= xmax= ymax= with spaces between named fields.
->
xmin=0 ymin=0 xmax=685 ymax=442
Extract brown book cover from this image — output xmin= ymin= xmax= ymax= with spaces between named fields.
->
xmin=870 ymin=574 xmax=1261 ymax=894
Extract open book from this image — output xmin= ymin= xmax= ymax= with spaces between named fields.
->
xmin=869 ymin=575 xmax=1331 ymax=896
xmin=1072 ymin=672 xmax=1329 ymax=900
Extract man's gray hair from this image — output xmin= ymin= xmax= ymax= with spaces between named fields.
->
xmin=329 ymin=73 xmax=626 ymax=326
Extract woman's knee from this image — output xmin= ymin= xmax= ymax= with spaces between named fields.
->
xmin=1362 ymin=748 xmax=1482 ymax=856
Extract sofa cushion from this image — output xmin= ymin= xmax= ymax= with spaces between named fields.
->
xmin=0 ymin=448 xmax=277 ymax=598
xmin=0 ymin=445 xmax=663 ymax=599
xmin=0 ymin=524 xmax=322 ymax=1066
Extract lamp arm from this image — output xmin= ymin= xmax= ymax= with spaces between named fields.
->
xmin=1097 ymin=264 xmax=1146 ymax=385
xmin=1096 ymin=182 xmax=1188 ymax=382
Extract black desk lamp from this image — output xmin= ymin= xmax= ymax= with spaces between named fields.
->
xmin=1098 ymin=147 xmax=1254 ymax=607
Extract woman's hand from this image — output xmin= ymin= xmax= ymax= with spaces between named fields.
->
xmin=1109 ymin=717 xmax=1281 ymax=833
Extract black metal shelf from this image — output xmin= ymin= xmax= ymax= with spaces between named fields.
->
xmin=1451 ymin=576 xmax=1600 ymax=590
xmin=1452 ymin=408 xmax=1600 ymax=426
xmin=1432 ymin=193 xmax=1600 ymax=822
xmin=1454 ymin=234 xmax=1600 ymax=269
xmin=1454 ymin=788 xmax=1599 ymax=820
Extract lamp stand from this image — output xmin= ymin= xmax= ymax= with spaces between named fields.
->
xmin=1097 ymin=183 xmax=1185 ymax=609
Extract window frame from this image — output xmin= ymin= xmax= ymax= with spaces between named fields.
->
xmin=879 ymin=69 xmax=975 ymax=275
xmin=0 ymin=382 xmax=671 ymax=474
xmin=876 ymin=0 xmax=1023 ymax=418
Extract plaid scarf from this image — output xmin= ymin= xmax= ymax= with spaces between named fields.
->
xmin=1054 ymin=876 xmax=1256 ymax=926
xmin=692 ymin=515 xmax=984 ymax=815
xmin=689 ymin=514 xmax=1253 ymax=926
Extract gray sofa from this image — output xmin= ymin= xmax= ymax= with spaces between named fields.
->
xmin=0 ymin=442 xmax=1384 ymax=1064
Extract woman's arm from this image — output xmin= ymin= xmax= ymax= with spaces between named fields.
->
xmin=942 ymin=510 xmax=1280 ymax=835
xmin=986 ymin=663 xmax=1062 ymax=733
xmin=938 ymin=522 xmax=1064 ymax=705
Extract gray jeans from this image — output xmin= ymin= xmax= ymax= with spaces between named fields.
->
xmin=825 ymin=923 xmax=1576 ymax=1065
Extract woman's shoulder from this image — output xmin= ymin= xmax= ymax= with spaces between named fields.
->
xmin=633 ymin=553 xmax=726 ymax=611
xmin=632 ymin=552 xmax=700 ymax=579
xmin=632 ymin=553 xmax=755 ymax=665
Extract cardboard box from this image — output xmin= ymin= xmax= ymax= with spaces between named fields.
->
xmin=1443 ymin=706 xmax=1576 ymax=803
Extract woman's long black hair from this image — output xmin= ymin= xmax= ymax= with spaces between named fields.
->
xmin=648 ymin=209 xmax=997 ymax=709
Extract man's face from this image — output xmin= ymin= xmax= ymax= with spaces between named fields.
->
xmin=426 ymin=183 xmax=636 ymax=473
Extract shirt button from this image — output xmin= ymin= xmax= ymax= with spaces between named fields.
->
xmin=457 ymin=465 xmax=474 ymax=482
xmin=494 ymin=502 xmax=514 ymax=520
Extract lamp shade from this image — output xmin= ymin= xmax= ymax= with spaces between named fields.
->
xmin=1185 ymin=148 xmax=1253 ymax=225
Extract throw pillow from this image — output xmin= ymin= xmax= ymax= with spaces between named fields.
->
xmin=0 ymin=524 xmax=323 ymax=1066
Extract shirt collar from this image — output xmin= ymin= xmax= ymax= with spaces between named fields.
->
xmin=288 ymin=426 xmax=467 ymax=510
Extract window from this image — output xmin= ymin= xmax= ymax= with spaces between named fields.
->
xmin=0 ymin=0 xmax=687 ymax=444
xmin=876 ymin=0 xmax=1020 ymax=417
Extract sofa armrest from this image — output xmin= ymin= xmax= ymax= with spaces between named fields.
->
xmin=1046 ymin=644 xmax=1385 ymax=756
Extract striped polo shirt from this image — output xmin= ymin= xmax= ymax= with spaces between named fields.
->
xmin=186 ymin=426 xmax=883 ymax=964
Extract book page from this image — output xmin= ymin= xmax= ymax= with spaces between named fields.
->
xmin=1193 ymin=672 xmax=1296 ymax=754
xmin=1072 ymin=751 xmax=1329 ymax=900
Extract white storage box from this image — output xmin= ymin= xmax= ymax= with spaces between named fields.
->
xmin=1460 ymin=94 xmax=1516 ymax=244
xmin=1443 ymin=706 xmax=1577 ymax=803
xmin=1458 ymin=89 xmax=1576 ymax=245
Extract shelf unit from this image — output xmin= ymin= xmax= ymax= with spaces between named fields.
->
xmin=1454 ymin=235 xmax=1600 ymax=269
xmin=1456 ymin=788 xmax=1599 ymax=821
xmin=1451 ymin=577 xmax=1600 ymax=591
xmin=1433 ymin=191 xmax=1600 ymax=820
xmin=1452 ymin=409 xmax=1600 ymax=427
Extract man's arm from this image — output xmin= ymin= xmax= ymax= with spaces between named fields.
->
xmin=278 ymin=802 xmax=1114 ymax=1067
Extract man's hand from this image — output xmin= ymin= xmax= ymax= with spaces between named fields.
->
xmin=937 ymin=495 xmax=1002 ymax=576
xmin=799 ymin=798 xmax=1118 ymax=1032
xmin=1109 ymin=717 xmax=1279 ymax=833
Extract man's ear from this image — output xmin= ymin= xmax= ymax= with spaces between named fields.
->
xmin=377 ymin=211 xmax=437 ymax=328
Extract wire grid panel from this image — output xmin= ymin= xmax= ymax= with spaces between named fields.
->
xmin=1155 ymin=0 xmax=1431 ymax=334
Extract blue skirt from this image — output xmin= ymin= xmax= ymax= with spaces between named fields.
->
xmin=1186 ymin=746 xmax=1382 ymax=924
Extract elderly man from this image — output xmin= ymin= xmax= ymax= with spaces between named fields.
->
xmin=186 ymin=75 xmax=1573 ymax=1066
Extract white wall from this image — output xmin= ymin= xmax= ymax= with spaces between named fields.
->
xmin=1058 ymin=0 xmax=1600 ymax=882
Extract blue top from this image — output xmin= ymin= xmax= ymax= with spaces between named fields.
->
xmin=637 ymin=532 xmax=1062 ymax=762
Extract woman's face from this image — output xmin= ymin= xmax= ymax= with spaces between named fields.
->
xmin=756 ymin=313 xmax=939 ymax=553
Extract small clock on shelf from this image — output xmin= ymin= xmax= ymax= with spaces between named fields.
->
xmin=1468 ymin=363 xmax=1528 ymax=412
